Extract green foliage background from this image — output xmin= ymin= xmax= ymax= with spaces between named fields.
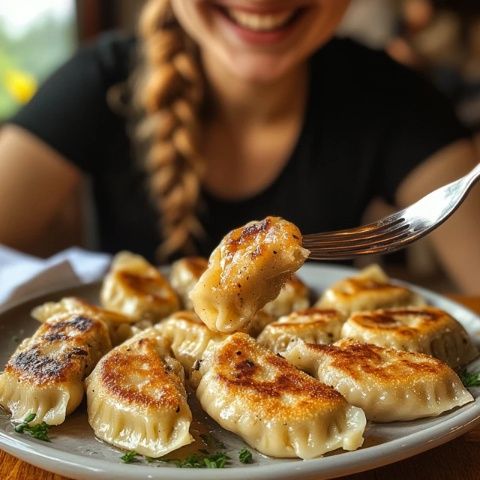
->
xmin=0 ymin=13 xmax=76 ymax=120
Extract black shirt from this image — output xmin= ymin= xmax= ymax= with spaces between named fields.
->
xmin=10 ymin=32 xmax=469 ymax=262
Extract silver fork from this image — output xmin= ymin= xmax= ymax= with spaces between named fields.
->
xmin=303 ymin=163 xmax=480 ymax=260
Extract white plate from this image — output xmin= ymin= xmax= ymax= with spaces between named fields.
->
xmin=1 ymin=263 xmax=480 ymax=480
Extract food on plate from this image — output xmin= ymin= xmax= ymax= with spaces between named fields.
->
xmin=285 ymin=338 xmax=473 ymax=422
xmin=257 ymin=308 xmax=345 ymax=355
xmin=192 ymin=333 xmax=366 ymax=459
xmin=190 ymin=217 xmax=309 ymax=333
xmin=341 ymin=306 xmax=479 ymax=369
xmin=155 ymin=310 xmax=226 ymax=374
xmin=0 ymin=313 xmax=111 ymax=425
xmin=261 ymin=274 xmax=310 ymax=318
xmin=31 ymin=296 xmax=135 ymax=346
xmin=100 ymin=251 xmax=180 ymax=322
xmin=169 ymin=256 xmax=208 ymax=310
xmin=316 ymin=264 xmax=426 ymax=315
xmin=85 ymin=329 xmax=192 ymax=457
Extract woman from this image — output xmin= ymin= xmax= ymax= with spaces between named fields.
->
xmin=0 ymin=0 xmax=479 ymax=292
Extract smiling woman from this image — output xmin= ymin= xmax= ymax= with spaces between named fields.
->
xmin=0 ymin=0 xmax=479 ymax=293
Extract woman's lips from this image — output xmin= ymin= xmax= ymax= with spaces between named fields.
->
xmin=211 ymin=2 xmax=306 ymax=45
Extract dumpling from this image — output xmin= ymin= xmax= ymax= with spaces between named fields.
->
xmin=31 ymin=296 xmax=135 ymax=345
xmin=100 ymin=251 xmax=180 ymax=322
xmin=85 ymin=329 xmax=193 ymax=458
xmin=285 ymin=339 xmax=473 ymax=422
xmin=316 ymin=264 xmax=426 ymax=316
xmin=257 ymin=308 xmax=345 ymax=355
xmin=169 ymin=257 xmax=208 ymax=309
xmin=190 ymin=217 xmax=309 ymax=333
xmin=192 ymin=333 xmax=366 ymax=459
xmin=0 ymin=313 xmax=111 ymax=425
xmin=155 ymin=311 xmax=226 ymax=374
xmin=341 ymin=307 xmax=478 ymax=369
xmin=262 ymin=274 xmax=310 ymax=318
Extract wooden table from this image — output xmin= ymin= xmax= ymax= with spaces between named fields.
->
xmin=1 ymin=295 xmax=480 ymax=480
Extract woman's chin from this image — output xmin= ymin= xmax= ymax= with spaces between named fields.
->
xmin=222 ymin=55 xmax=295 ymax=84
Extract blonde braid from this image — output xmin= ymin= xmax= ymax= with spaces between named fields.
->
xmin=135 ymin=0 xmax=205 ymax=261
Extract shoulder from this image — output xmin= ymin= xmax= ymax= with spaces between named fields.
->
xmin=75 ymin=31 xmax=138 ymax=87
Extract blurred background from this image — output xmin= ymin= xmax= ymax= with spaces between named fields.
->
xmin=1 ymin=0 xmax=479 ymax=291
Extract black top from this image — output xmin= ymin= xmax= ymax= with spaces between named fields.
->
xmin=10 ymin=32 xmax=469 ymax=262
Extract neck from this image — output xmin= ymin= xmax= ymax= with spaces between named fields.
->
xmin=202 ymin=54 xmax=309 ymax=126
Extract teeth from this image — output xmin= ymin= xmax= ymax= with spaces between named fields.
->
xmin=227 ymin=8 xmax=294 ymax=31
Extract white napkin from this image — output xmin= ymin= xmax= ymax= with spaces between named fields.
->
xmin=0 ymin=245 xmax=111 ymax=309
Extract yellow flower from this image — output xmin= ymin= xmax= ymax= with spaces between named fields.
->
xmin=4 ymin=68 xmax=37 ymax=104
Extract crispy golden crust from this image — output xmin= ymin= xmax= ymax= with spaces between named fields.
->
xmin=101 ymin=251 xmax=180 ymax=320
xmin=262 ymin=274 xmax=310 ymax=318
xmin=98 ymin=336 xmax=185 ymax=411
xmin=317 ymin=265 xmax=425 ymax=315
xmin=190 ymin=217 xmax=309 ymax=333
xmin=203 ymin=333 xmax=343 ymax=422
xmin=309 ymin=339 xmax=449 ymax=383
xmin=5 ymin=313 xmax=111 ymax=386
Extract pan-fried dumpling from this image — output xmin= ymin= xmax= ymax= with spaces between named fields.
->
xmin=169 ymin=257 xmax=208 ymax=310
xmin=0 ymin=313 xmax=111 ymax=425
xmin=190 ymin=217 xmax=309 ymax=333
xmin=285 ymin=339 xmax=473 ymax=422
xmin=341 ymin=307 xmax=478 ymax=369
xmin=31 ymin=297 xmax=135 ymax=345
xmin=85 ymin=330 xmax=193 ymax=457
xmin=155 ymin=311 xmax=226 ymax=374
xmin=262 ymin=274 xmax=310 ymax=317
xmin=257 ymin=308 xmax=345 ymax=355
xmin=192 ymin=333 xmax=366 ymax=458
xmin=316 ymin=265 xmax=426 ymax=316
xmin=100 ymin=251 xmax=180 ymax=322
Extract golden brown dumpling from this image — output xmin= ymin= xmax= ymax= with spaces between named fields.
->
xmin=86 ymin=330 xmax=193 ymax=458
xmin=190 ymin=217 xmax=309 ymax=333
xmin=0 ymin=313 xmax=111 ymax=425
xmin=262 ymin=274 xmax=310 ymax=317
xmin=285 ymin=339 xmax=473 ymax=422
xmin=341 ymin=307 xmax=478 ymax=369
xmin=192 ymin=333 xmax=366 ymax=459
xmin=316 ymin=264 xmax=426 ymax=316
xmin=257 ymin=308 xmax=344 ymax=355
xmin=100 ymin=251 xmax=180 ymax=322
xmin=169 ymin=257 xmax=208 ymax=309
xmin=31 ymin=296 xmax=135 ymax=345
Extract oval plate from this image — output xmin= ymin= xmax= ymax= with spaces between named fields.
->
xmin=0 ymin=263 xmax=479 ymax=480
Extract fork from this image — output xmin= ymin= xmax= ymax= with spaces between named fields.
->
xmin=302 ymin=163 xmax=480 ymax=260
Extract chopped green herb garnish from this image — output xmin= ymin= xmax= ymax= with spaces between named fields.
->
xmin=14 ymin=413 xmax=51 ymax=442
xmin=199 ymin=432 xmax=226 ymax=449
xmin=120 ymin=451 xmax=138 ymax=463
xmin=172 ymin=451 xmax=230 ymax=469
xmin=460 ymin=369 xmax=480 ymax=387
xmin=239 ymin=448 xmax=253 ymax=464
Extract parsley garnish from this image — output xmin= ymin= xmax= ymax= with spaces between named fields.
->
xmin=239 ymin=448 xmax=253 ymax=464
xmin=460 ymin=369 xmax=480 ymax=387
xmin=120 ymin=451 xmax=138 ymax=463
xmin=14 ymin=413 xmax=51 ymax=442
xmin=172 ymin=451 xmax=230 ymax=468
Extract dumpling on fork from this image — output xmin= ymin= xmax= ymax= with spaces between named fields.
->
xmin=285 ymin=338 xmax=474 ymax=422
xmin=100 ymin=251 xmax=180 ymax=323
xmin=0 ymin=313 xmax=111 ymax=425
xmin=316 ymin=264 xmax=426 ymax=316
xmin=85 ymin=329 xmax=193 ymax=458
xmin=192 ymin=333 xmax=366 ymax=459
xmin=190 ymin=217 xmax=309 ymax=333
xmin=31 ymin=296 xmax=135 ymax=346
